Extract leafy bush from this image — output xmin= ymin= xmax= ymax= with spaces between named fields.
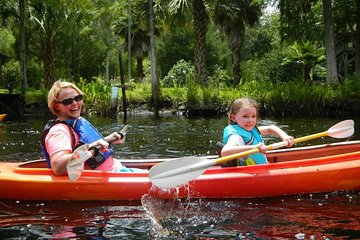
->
xmin=208 ymin=65 xmax=232 ymax=88
xmin=3 ymin=60 xmax=20 ymax=88
xmin=77 ymin=77 xmax=112 ymax=116
xmin=185 ymin=73 xmax=199 ymax=107
xmin=162 ymin=60 xmax=195 ymax=87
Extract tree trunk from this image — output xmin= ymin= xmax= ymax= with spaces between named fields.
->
xmin=322 ymin=0 xmax=338 ymax=84
xmin=44 ymin=35 xmax=54 ymax=88
xmin=304 ymin=63 xmax=311 ymax=82
xmin=192 ymin=0 xmax=208 ymax=85
xmin=105 ymin=49 xmax=110 ymax=82
xmin=70 ymin=39 xmax=79 ymax=82
xmin=119 ymin=44 xmax=127 ymax=120
xmin=355 ymin=0 xmax=360 ymax=77
xmin=148 ymin=0 xmax=160 ymax=117
xmin=228 ymin=27 xmax=244 ymax=87
xmin=19 ymin=0 xmax=27 ymax=95
xmin=136 ymin=56 xmax=145 ymax=81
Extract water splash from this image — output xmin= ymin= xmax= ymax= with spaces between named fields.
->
xmin=141 ymin=194 xmax=245 ymax=239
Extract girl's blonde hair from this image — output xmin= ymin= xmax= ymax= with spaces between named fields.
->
xmin=228 ymin=97 xmax=260 ymax=124
xmin=47 ymin=80 xmax=84 ymax=116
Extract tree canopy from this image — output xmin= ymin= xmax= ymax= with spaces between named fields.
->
xmin=0 ymin=0 xmax=358 ymax=92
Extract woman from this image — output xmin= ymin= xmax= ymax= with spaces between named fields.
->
xmin=41 ymin=80 xmax=127 ymax=175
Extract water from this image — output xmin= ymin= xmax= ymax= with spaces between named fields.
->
xmin=0 ymin=115 xmax=359 ymax=239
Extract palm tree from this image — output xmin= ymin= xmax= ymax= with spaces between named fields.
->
xmin=114 ymin=1 xmax=153 ymax=82
xmin=277 ymin=0 xmax=338 ymax=84
xmin=212 ymin=0 xmax=262 ymax=86
xmin=322 ymin=0 xmax=338 ymax=83
xmin=282 ymin=41 xmax=325 ymax=82
xmin=19 ymin=0 xmax=26 ymax=95
xmin=149 ymin=0 xmax=160 ymax=116
xmin=162 ymin=0 xmax=209 ymax=85
xmin=0 ymin=0 xmax=27 ymax=93
xmin=356 ymin=0 xmax=360 ymax=76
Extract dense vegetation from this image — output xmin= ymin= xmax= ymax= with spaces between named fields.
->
xmin=0 ymin=0 xmax=359 ymax=117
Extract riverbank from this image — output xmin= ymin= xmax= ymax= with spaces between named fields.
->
xmin=4 ymin=93 xmax=357 ymax=120
xmin=2 ymin=78 xmax=360 ymax=120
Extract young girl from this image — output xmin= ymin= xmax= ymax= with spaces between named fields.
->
xmin=221 ymin=97 xmax=294 ymax=166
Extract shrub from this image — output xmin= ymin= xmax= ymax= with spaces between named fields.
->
xmin=162 ymin=60 xmax=195 ymax=87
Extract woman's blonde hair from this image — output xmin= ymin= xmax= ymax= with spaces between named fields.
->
xmin=228 ymin=97 xmax=260 ymax=124
xmin=47 ymin=80 xmax=84 ymax=116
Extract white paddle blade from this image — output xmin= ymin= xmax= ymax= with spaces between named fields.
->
xmin=149 ymin=157 xmax=212 ymax=188
xmin=327 ymin=119 xmax=354 ymax=138
xmin=119 ymin=125 xmax=128 ymax=143
xmin=66 ymin=144 xmax=92 ymax=182
xmin=67 ymin=161 xmax=85 ymax=182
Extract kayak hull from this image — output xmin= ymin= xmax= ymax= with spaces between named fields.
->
xmin=1 ymin=141 xmax=360 ymax=201
xmin=0 ymin=113 xmax=6 ymax=122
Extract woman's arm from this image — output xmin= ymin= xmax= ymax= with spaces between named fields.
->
xmin=50 ymin=150 xmax=73 ymax=175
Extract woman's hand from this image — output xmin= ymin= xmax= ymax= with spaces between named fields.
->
xmin=89 ymin=139 xmax=110 ymax=151
xmin=105 ymin=132 xmax=123 ymax=144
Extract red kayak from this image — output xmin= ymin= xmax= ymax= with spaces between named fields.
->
xmin=0 ymin=140 xmax=359 ymax=201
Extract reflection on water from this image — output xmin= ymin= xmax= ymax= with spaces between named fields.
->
xmin=1 ymin=115 xmax=359 ymax=162
xmin=1 ymin=191 xmax=359 ymax=239
xmin=0 ymin=115 xmax=359 ymax=239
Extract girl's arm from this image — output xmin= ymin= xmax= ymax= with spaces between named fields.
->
xmin=221 ymin=135 xmax=266 ymax=157
xmin=258 ymin=125 xmax=294 ymax=147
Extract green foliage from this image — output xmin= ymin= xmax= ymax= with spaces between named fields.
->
xmin=185 ymin=73 xmax=199 ymax=108
xmin=162 ymin=60 xmax=195 ymax=87
xmin=27 ymin=58 xmax=43 ymax=88
xmin=341 ymin=76 xmax=360 ymax=98
xmin=242 ymin=20 xmax=273 ymax=60
xmin=12 ymin=75 xmax=359 ymax=118
xmin=156 ymin=30 xmax=194 ymax=78
xmin=25 ymin=89 xmax=47 ymax=105
xmin=124 ymin=81 xmax=152 ymax=108
xmin=161 ymin=85 xmax=186 ymax=108
xmin=242 ymin=48 xmax=303 ymax=83
xmin=282 ymin=41 xmax=325 ymax=82
xmin=278 ymin=0 xmax=324 ymax=43
xmin=77 ymin=77 xmax=112 ymax=116
xmin=3 ymin=59 xmax=20 ymax=86
xmin=207 ymin=65 xmax=232 ymax=88
xmin=0 ymin=28 xmax=15 ymax=55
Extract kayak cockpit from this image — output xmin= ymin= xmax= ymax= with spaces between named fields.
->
xmin=14 ymin=140 xmax=360 ymax=170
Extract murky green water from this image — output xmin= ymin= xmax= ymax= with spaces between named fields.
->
xmin=1 ymin=115 xmax=359 ymax=161
xmin=0 ymin=115 xmax=359 ymax=239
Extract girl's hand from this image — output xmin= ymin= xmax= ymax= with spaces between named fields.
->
xmin=254 ymin=143 xmax=267 ymax=153
xmin=283 ymin=136 xmax=295 ymax=147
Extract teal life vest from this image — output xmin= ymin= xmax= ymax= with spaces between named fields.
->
xmin=40 ymin=117 xmax=113 ymax=169
xmin=222 ymin=124 xmax=267 ymax=165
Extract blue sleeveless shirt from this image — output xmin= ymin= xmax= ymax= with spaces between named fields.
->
xmin=222 ymin=124 xmax=267 ymax=165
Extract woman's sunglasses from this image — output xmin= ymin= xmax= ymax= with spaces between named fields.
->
xmin=57 ymin=94 xmax=83 ymax=106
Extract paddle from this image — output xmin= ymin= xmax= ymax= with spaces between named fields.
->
xmin=149 ymin=119 xmax=354 ymax=189
xmin=66 ymin=125 xmax=128 ymax=181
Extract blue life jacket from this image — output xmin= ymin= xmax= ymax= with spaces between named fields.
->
xmin=222 ymin=124 xmax=267 ymax=165
xmin=40 ymin=117 xmax=113 ymax=169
